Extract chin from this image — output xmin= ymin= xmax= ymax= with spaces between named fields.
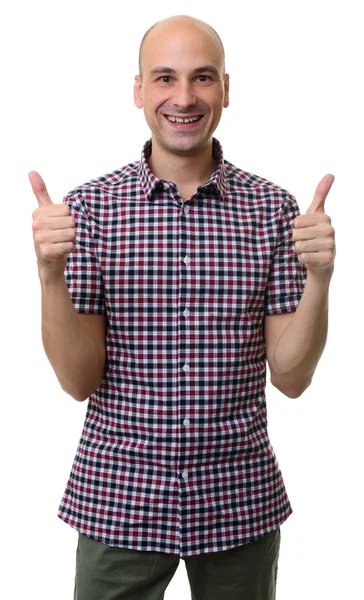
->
xmin=163 ymin=136 xmax=210 ymax=155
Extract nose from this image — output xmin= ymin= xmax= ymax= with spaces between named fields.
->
xmin=172 ymin=81 xmax=197 ymax=110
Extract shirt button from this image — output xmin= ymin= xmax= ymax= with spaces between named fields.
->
xmin=183 ymin=363 xmax=190 ymax=372
xmin=184 ymin=205 xmax=190 ymax=215
xmin=182 ymin=470 xmax=188 ymax=480
xmin=183 ymin=308 xmax=190 ymax=317
xmin=183 ymin=418 xmax=190 ymax=427
xmin=183 ymin=255 xmax=190 ymax=265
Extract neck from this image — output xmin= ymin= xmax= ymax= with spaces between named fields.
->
xmin=147 ymin=138 xmax=217 ymax=195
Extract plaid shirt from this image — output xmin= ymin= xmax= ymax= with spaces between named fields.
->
xmin=58 ymin=138 xmax=307 ymax=557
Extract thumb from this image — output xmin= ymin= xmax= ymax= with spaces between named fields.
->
xmin=28 ymin=171 xmax=53 ymax=207
xmin=306 ymin=173 xmax=335 ymax=214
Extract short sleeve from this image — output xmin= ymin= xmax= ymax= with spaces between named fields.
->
xmin=265 ymin=195 xmax=307 ymax=315
xmin=63 ymin=192 xmax=106 ymax=315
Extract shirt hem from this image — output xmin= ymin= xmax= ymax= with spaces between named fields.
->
xmin=57 ymin=507 xmax=293 ymax=558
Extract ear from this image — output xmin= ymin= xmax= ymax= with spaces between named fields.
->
xmin=134 ymin=75 xmax=143 ymax=109
xmin=223 ymin=73 xmax=230 ymax=108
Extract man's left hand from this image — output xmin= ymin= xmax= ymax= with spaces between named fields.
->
xmin=293 ymin=174 xmax=336 ymax=276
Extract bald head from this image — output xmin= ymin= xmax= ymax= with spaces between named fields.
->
xmin=138 ymin=15 xmax=225 ymax=79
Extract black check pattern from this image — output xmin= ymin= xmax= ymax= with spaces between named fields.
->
xmin=58 ymin=138 xmax=307 ymax=557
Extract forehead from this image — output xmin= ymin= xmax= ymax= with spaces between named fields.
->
xmin=142 ymin=23 xmax=223 ymax=74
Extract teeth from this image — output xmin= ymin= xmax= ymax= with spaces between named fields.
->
xmin=167 ymin=116 xmax=201 ymax=123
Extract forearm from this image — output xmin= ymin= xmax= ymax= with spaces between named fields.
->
xmin=39 ymin=268 xmax=105 ymax=401
xmin=271 ymin=269 xmax=332 ymax=394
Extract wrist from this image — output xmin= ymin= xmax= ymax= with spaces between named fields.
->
xmin=306 ymin=263 xmax=334 ymax=285
xmin=37 ymin=262 xmax=66 ymax=286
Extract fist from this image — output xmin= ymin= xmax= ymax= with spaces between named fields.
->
xmin=293 ymin=174 xmax=336 ymax=275
xmin=30 ymin=171 xmax=76 ymax=273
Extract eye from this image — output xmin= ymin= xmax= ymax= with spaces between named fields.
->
xmin=159 ymin=76 xmax=172 ymax=83
xmin=196 ymin=75 xmax=211 ymax=82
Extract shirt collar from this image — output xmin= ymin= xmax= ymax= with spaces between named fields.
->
xmin=139 ymin=138 xmax=226 ymax=201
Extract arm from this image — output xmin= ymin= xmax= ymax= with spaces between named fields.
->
xmin=265 ymin=269 xmax=331 ymax=398
xmin=39 ymin=269 xmax=106 ymax=401
xmin=30 ymin=171 xmax=106 ymax=402
xmin=265 ymin=174 xmax=335 ymax=399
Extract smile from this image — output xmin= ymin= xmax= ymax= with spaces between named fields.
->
xmin=165 ymin=115 xmax=203 ymax=123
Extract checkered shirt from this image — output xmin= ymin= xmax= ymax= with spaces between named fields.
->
xmin=58 ymin=138 xmax=307 ymax=557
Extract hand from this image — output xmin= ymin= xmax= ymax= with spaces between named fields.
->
xmin=293 ymin=174 xmax=336 ymax=276
xmin=30 ymin=171 xmax=76 ymax=274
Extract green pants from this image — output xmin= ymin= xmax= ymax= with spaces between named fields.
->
xmin=74 ymin=528 xmax=280 ymax=600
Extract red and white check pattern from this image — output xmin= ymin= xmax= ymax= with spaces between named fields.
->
xmin=58 ymin=138 xmax=307 ymax=557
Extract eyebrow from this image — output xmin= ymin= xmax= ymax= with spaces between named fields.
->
xmin=149 ymin=65 xmax=220 ymax=76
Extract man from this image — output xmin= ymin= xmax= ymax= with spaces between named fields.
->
xmin=30 ymin=14 xmax=335 ymax=600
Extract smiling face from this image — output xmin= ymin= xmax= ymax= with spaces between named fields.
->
xmin=134 ymin=18 xmax=229 ymax=158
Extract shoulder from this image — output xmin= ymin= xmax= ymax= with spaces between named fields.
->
xmin=223 ymin=159 xmax=298 ymax=215
xmin=63 ymin=160 xmax=140 ymax=207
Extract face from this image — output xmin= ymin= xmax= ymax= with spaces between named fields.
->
xmin=134 ymin=22 xmax=229 ymax=157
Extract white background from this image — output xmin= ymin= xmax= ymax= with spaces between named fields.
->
xmin=1 ymin=0 xmax=363 ymax=598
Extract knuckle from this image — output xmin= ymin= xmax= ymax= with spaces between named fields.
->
xmin=40 ymin=243 xmax=52 ymax=260
xmin=53 ymin=204 xmax=70 ymax=216
xmin=36 ymin=230 xmax=51 ymax=244
xmin=33 ymin=229 xmax=44 ymax=243
xmin=32 ymin=207 xmax=47 ymax=223
xmin=318 ymin=223 xmax=335 ymax=237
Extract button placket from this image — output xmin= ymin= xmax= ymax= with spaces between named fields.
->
xmin=179 ymin=197 xmax=192 ymax=484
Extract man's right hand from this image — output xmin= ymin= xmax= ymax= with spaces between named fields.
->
xmin=30 ymin=171 xmax=76 ymax=274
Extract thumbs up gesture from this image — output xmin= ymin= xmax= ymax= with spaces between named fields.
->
xmin=293 ymin=174 xmax=336 ymax=275
xmin=30 ymin=171 xmax=76 ymax=274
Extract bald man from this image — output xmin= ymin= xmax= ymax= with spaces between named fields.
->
xmin=31 ymin=14 xmax=335 ymax=600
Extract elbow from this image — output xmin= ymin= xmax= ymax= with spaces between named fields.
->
xmin=280 ymin=386 xmax=306 ymax=399
xmin=271 ymin=376 xmax=312 ymax=399
xmin=72 ymin=392 xmax=90 ymax=403
xmin=61 ymin=384 xmax=89 ymax=402
xmin=60 ymin=379 xmax=103 ymax=402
